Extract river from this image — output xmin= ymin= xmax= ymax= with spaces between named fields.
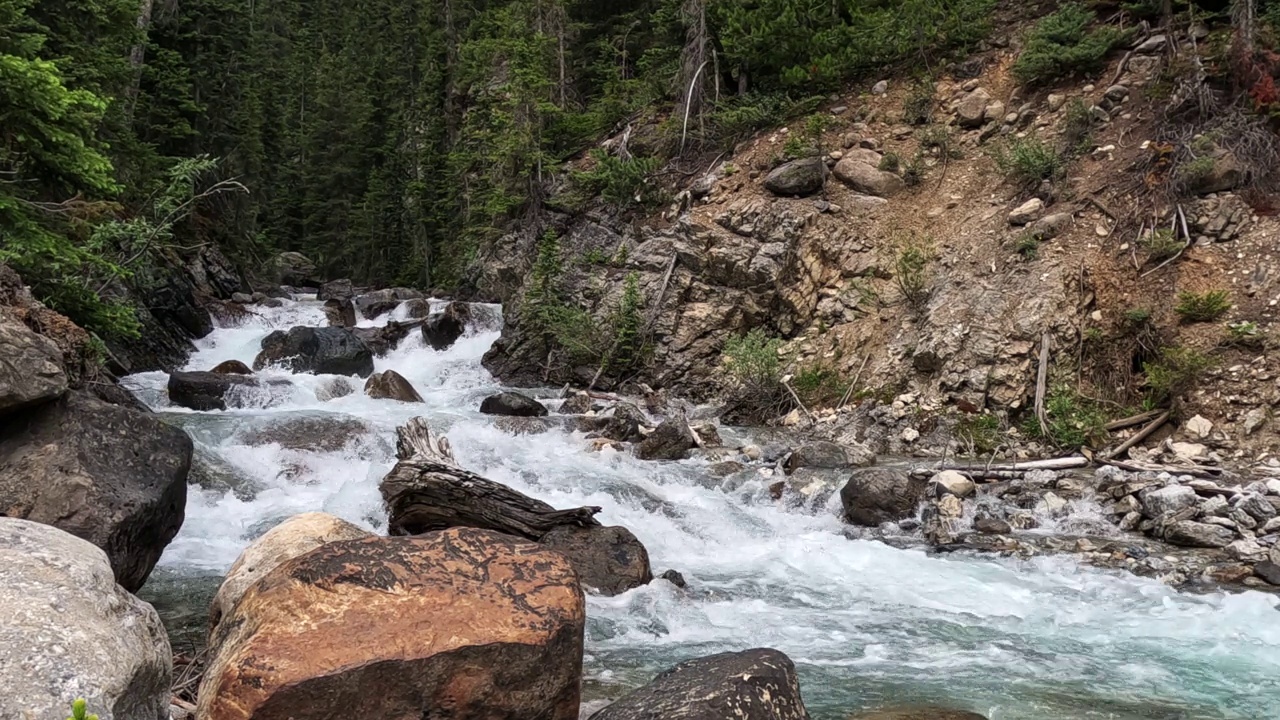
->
xmin=122 ymin=295 xmax=1280 ymax=720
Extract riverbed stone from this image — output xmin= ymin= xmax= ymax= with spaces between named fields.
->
xmin=240 ymin=415 xmax=374 ymax=453
xmin=168 ymin=370 xmax=264 ymax=411
xmin=480 ymin=391 xmax=549 ymax=417
xmin=1255 ymin=561 xmax=1280 ymax=585
xmin=785 ymin=441 xmax=875 ymax=473
xmin=198 ymin=528 xmax=585 ymax=720
xmin=540 ymin=525 xmax=652 ymax=596
xmin=1236 ymin=492 xmax=1276 ymax=522
xmin=210 ymin=359 xmax=253 ymax=375
xmin=352 ymin=287 xmax=425 ymax=320
xmin=209 ymin=513 xmax=373 ymax=633
xmin=0 ymin=317 xmax=67 ymax=416
xmin=1140 ymin=484 xmax=1198 ymax=519
xmin=254 ymin=326 xmax=375 ymax=377
xmin=323 ymin=299 xmax=357 ymax=328
xmin=588 ymin=648 xmax=808 ymax=720
xmin=316 ymin=278 xmax=355 ymax=303
xmin=0 ymin=519 xmax=171 ymax=720
xmin=634 ymin=414 xmax=697 ymax=461
xmin=0 ymin=391 xmax=191 ymax=591
xmin=1164 ymin=520 xmax=1235 ymax=548
xmin=840 ymin=468 xmax=928 ymax=526
xmin=423 ymin=302 xmax=470 ymax=351
xmin=364 ymin=369 xmax=423 ymax=402
xmin=929 ymin=470 xmax=976 ymax=499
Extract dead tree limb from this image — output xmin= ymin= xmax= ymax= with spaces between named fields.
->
xmin=1035 ymin=332 xmax=1051 ymax=438
xmin=1105 ymin=409 xmax=1165 ymax=431
xmin=1104 ymin=410 xmax=1171 ymax=460
xmin=382 ymin=418 xmax=601 ymax=538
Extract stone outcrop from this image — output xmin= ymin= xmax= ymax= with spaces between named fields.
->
xmin=253 ymin=326 xmax=375 ymax=377
xmin=0 ymin=317 xmax=68 ymax=416
xmin=0 ymin=391 xmax=191 ymax=591
xmin=840 ymin=468 xmax=927 ymax=527
xmin=365 ymin=369 xmax=424 ymax=402
xmin=540 ymin=525 xmax=653 ymax=596
xmin=0 ymin=519 xmax=171 ymax=720
xmin=480 ymin=391 xmax=549 ymax=417
xmin=785 ymin=441 xmax=875 ymax=473
xmin=198 ymin=528 xmax=585 ymax=720
xmin=589 ymin=648 xmax=808 ymax=720
xmin=634 ymin=414 xmax=697 ymax=460
xmin=352 ymin=287 xmax=425 ymax=320
xmin=423 ymin=301 xmax=470 ymax=351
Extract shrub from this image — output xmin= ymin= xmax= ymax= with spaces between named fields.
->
xmin=893 ymin=234 xmax=933 ymax=309
xmin=1061 ymin=98 xmax=1095 ymax=156
xmin=1225 ymin=320 xmax=1266 ymax=348
xmin=878 ymin=152 xmax=901 ymax=172
xmin=67 ymin=699 xmax=99 ymax=720
xmin=1177 ymin=155 xmax=1216 ymax=188
xmin=903 ymin=152 xmax=927 ymax=186
xmin=1175 ymin=290 xmax=1231 ymax=323
xmin=1144 ymin=346 xmax=1214 ymax=403
xmin=956 ymin=413 xmax=1003 ymax=454
xmin=793 ymin=364 xmax=850 ymax=408
xmin=993 ymin=137 xmax=1063 ymax=185
xmin=1012 ymin=4 xmax=1130 ymax=86
xmin=902 ymin=81 xmax=935 ymax=125
xmin=1123 ymin=307 xmax=1153 ymax=327
xmin=919 ymin=125 xmax=961 ymax=159
xmin=1016 ymin=234 xmax=1040 ymax=259
xmin=606 ymin=272 xmax=647 ymax=373
xmin=1141 ymin=227 xmax=1183 ymax=261
xmin=523 ymin=231 xmax=604 ymax=367
xmin=782 ymin=134 xmax=816 ymax=160
xmin=722 ymin=329 xmax=793 ymax=422
xmin=573 ymin=150 xmax=662 ymax=208
xmin=1023 ymin=384 xmax=1110 ymax=448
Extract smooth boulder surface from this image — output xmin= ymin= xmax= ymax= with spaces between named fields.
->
xmin=0 ymin=391 xmax=191 ymax=591
xmin=353 ymin=320 xmax=416 ymax=357
xmin=763 ymin=157 xmax=828 ymax=196
xmin=317 ymin=278 xmax=355 ymax=302
xmin=785 ymin=441 xmax=875 ymax=473
xmin=323 ymin=298 xmax=357 ymax=328
xmin=589 ymin=648 xmax=808 ymax=720
xmin=209 ymin=513 xmax=372 ymax=633
xmin=353 ymin=287 xmax=425 ymax=320
xmin=365 ymin=370 xmax=424 ymax=402
xmin=540 ymin=525 xmax=653 ymax=596
xmin=840 ymin=467 xmax=927 ymax=527
xmin=634 ymin=415 xmax=696 ymax=460
xmin=253 ymin=326 xmax=375 ymax=377
xmin=211 ymin=359 xmax=253 ymax=375
xmin=0 ymin=317 xmax=67 ymax=415
xmin=168 ymin=370 xmax=261 ymax=410
xmin=423 ymin=302 xmax=470 ymax=351
xmin=832 ymin=159 xmax=905 ymax=198
xmin=0 ymin=519 xmax=171 ymax=720
xmin=272 ymin=251 xmax=318 ymax=286
xmin=481 ymin=391 xmax=549 ymax=417
xmin=198 ymin=528 xmax=585 ymax=720
xmin=1164 ymin=520 xmax=1235 ymax=548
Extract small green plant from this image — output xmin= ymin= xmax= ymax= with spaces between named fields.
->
xmin=606 ymin=271 xmax=648 ymax=373
xmin=1225 ymin=320 xmax=1266 ymax=348
xmin=573 ymin=150 xmax=662 ymax=208
xmin=956 ymin=413 xmax=1003 ymax=454
xmin=902 ymin=81 xmax=936 ymax=125
xmin=1015 ymin=233 xmax=1040 ymax=259
xmin=1144 ymin=346 xmax=1215 ymax=403
xmin=1175 ymin=290 xmax=1232 ymax=323
xmin=1123 ymin=307 xmax=1153 ymax=327
xmin=782 ymin=133 xmax=816 ymax=160
xmin=1023 ymin=384 xmax=1110 ymax=448
xmin=1061 ymin=98 xmax=1094 ymax=156
xmin=893 ymin=233 xmax=933 ymax=309
xmin=993 ymin=137 xmax=1063 ymax=185
xmin=1141 ymin=227 xmax=1184 ymax=261
xmin=902 ymin=152 xmax=927 ymax=186
xmin=67 ymin=699 xmax=99 ymax=720
xmin=1177 ymin=155 xmax=1216 ymax=188
xmin=724 ymin=329 xmax=785 ymax=387
xmin=918 ymin=125 xmax=961 ymax=159
xmin=723 ymin=163 xmax=738 ymax=176
xmin=1084 ymin=326 xmax=1104 ymax=342
xmin=580 ymin=249 xmax=608 ymax=266
xmin=1012 ymin=3 xmax=1130 ymax=86
xmin=878 ymin=152 xmax=901 ymax=172
xmin=792 ymin=364 xmax=851 ymax=408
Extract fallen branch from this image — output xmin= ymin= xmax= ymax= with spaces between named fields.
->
xmin=1103 ymin=409 xmax=1170 ymax=460
xmin=1105 ymin=409 xmax=1165 ymax=431
xmin=1099 ymin=457 xmax=1224 ymax=479
xmin=837 ymin=354 xmax=870 ymax=410
xmin=782 ymin=380 xmax=815 ymax=420
xmin=1034 ymin=332 xmax=1051 ymax=438
xmin=921 ymin=456 xmax=1090 ymax=474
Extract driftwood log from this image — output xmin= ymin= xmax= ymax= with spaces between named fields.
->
xmin=381 ymin=417 xmax=601 ymax=538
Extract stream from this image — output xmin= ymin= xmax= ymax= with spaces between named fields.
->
xmin=122 ymin=295 xmax=1280 ymax=720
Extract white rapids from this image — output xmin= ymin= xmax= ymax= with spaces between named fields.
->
xmin=123 ymin=295 xmax=1280 ymax=720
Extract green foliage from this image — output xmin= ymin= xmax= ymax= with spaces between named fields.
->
xmin=993 ymin=137 xmax=1063 ymax=185
xmin=1123 ymin=307 xmax=1153 ymax=327
xmin=1178 ymin=155 xmax=1217 ymax=187
xmin=1024 ymin=384 xmax=1110 ymax=448
xmin=606 ymin=271 xmax=647 ymax=373
xmin=1175 ymin=290 xmax=1232 ymax=323
xmin=903 ymin=152 xmax=927 ymax=186
xmin=782 ymin=134 xmax=816 ymax=161
xmin=1012 ymin=4 xmax=1129 ymax=86
xmin=878 ymin=153 xmax=901 ymax=172
xmin=1141 ymin=227 xmax=1183 ymax=261
xmin=1144 ymin=346 xmax=1214 ymax=403
xmin=1061 ymin=98 xmax=1095 ymax=156
xmin=522 ymin=231 xmax=600 ymax=366
xmin=792 ymin=364 xmax=849 ymax=408
xmin=67 ymin=698 xmax=99 ymax=720
xmin=1015 ymin=234 xmax=1040 ymax=259
xmin=956 ymin=413 xmax=1002 ymax=454
xmin=902 ymin=81 xmax=935 ymax=125
xmin=1225 ymin=320 xmax=1266 ymax=348
xmin=918 ymin=125 xmax=961 ymax=159
xmin=723 ymin=329 xmax=784 ymax=388
xmin=574 ymin=150 xmax=663 ymax=209
xmin=893 ymin=234 xmax=933 ymax=309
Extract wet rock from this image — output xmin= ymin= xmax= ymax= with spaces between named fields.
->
xmin=352 ymin=320 xmax=416 ymax=357
xmin=168 ymin=370 xmax=262 ymax=411
xmin=352 ymin=287 xmax=425 ymax=320
xmin=402 ymin=297 xmax=431 ymax=319
xmin=954 ymin=88 xmax=992 ymax=128
xmin=254 ymin=326 xmax=375 ymax=377
xmin=0 ymin=519 xmax=171 ymax=720
xmin=323 ymin=298 xmax=357 ymax=328
xmin=559 ymin=392 xmax=594 ymax=415
xmin=840 ymin=468 xmax=928 ymax=527
xmin=848 ymin=707 xmax=987 ymax=720
xmin=423 ymin=302 xmax=470 ymax=351
xmin=231 ymin=291 xmax=254 ymax=304
xmin=271 ymin=251 xmax=318 ymax=287
xmin=1255 ymin=561 xmax=1280 ymax=585
xmin=316 ymin=278 xmax=355 ymax=303
xmin=1140 ymin=484 xmax=1198 ymax=519
xmin=659 ymin=569 xmax=688 ymax=589
xmin=494 ymin=416 xmax=551 ymax=435
xmin=0 ymin=318 xmax=67 ymax=415
xmin=589 ymin=648 xmax=808 ymax=720
xmin=211 ymin=359 xmax=253 ymax=375
xmin=1008 ymin=198 xmax=1044 ymax=226
xmin=929 ymin=470 xmax=976 ymax=499
xmin=785 ymin=441 xmax=875 ymax=473
xmin=209 ymin=513 xmax=372 ymax=633
xmin=0 ymin=392 xmax=191 ymax=592
xmin=1164 ymin=520 xmax=1234 ymax=548
xmin=634 ymin=415 xmax=697 ymax=461
xmin=314 ymin=377 xmax=356 ymax=402
xmin=763 ymin=157 xmax=828 ymax=197
xmin=240 ymin=415 xmax=372 ymax=452
xmin=832 ymin=159 xmax=905 ymax=198
xmin=709 ymin=460 xmax=745 ymax=477
xmin=199 ymin=528 xmax=585 ymax=720
xmin=693 ymin=422 xmax=723 ymax=448
xmin=364 ymin=370 xmax=423 ymax=402
xmin=480 ymin=391 xmax=549 ymax=417
xmin=974 ymin=516 xmax=1011 ymax=534
xmin=540 ymin=525 xmax=653 ymax=596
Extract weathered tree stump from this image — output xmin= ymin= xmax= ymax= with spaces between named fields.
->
xmin=381 ymin=418 xmax=601 ymax=538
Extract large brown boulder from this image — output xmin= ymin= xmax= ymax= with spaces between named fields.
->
xmin=0 ymin=391 xmax=191 ymax=591
xmin=209 ymin=513 xmax=372 ymax=633
xmin=634 ymin=414 xmax=696 ymax=461
xmin=423 ymin=301 xmax=470 ymax=351
xmin=211 ymin=359 xmax=253 ymax=375
xmin=198 ymin=528 xmax=585 ymax=720
xmin=323 ymin=298 xmax=357 ymax=328
xmin=254 ymin=326 xmax=375 ymax=377
xmin=481 ymin=391 xmax=549 ymax=417
xmin=0 ymin=317 xmax=67 ymax=416
xmin=589 ymin=648 xmax=808 ymax=720
xmin=540 ymin=525 xmax=652 ymax=596
xmin=365 ymin=370 xmax=424 ymax=402
xmin=272 ymin=251 xmax=318 ymax=287
xmin=832 ymin=159 xmax=905 ymax=198
xmin=840 ymin=468 xmax=927 ymax=527
xmin=168 ymin=370 xmax=270 ymax=410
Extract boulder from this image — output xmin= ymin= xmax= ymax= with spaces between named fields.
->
xmin=929 ymin=470 xmax=976 ymax=499
xmin=240 ymin=415 xmax=373 ymax=453
xmin=352 ymin=287 xmax=425 ymax=320
xmin=314 ymin=377 xmax=356 ymax=402
xmin=1008 ymin=198 xmax=1044 ymax=226
xmin=0 ymin=317 xmax=67 ymax=416
xmin=423 ymin=302 xmax=470 ymax=351
xmin=1163 ymin=520 xmax=1235 ymax=548
xmin=253 ymin=326 xmax=375 ymax=377
xmin=364 ymin=370 xmax=423 ymax=402
xmin=0 ymin=519 xmax=171 ymax=720
xmin=403 ymin=298 xmax=431 ymax=319
xmin=198 ymin=528 xmax=585 ymax=720
xmin=316 ymin=279 xmax=355 ymax=303
xmin=540 ymin=525 xmax=653 ymax=596
xmin=231 ymin=291 xmax=254 ymax=304
xmin=847 ymin=708 xmax=987 ymax=720
xmin=954 ymin=88 xmax=992 ymax=128
xmin=353 ymin=320 xmax=415 ymax=357
xmin=480 ymin=391 xmax=549 ymax=417
xmin=763 ymin=157 xmax=828 ymax=197
xmin=323 ymin=299 xmax=357 ymax=328
xmin=211 ymin=359 xmax=253 ymax=375
xmin=785 ymin=441 xmax=875 ymax=473
xmin=168 ymin=370 xmax=269 ymax=411
xmin=0 ymin=392 xmax=190 ymax=591
xmin=588 ymin=648 xmax=808 ymax=720
xmin=693 ymin=422 xmax=723 ymax=448
xmin=840 ymin=468 xmax=927 ymax=526
xmin=634 ymin=415 xmax=697 ymax=461
xmin=1139 ymin=484 xmax=1198 ymax=519
xmin=559 ymin=392 xmax=594 ymax=415
xmin=1027 ymin=212 xmax=1072 ymax=240
xmin=1255 ymin=561 xmax=1280 ymax=585
xmin=272 ymin=251 xmax=318 ymax=286
xmin=832 ymin=159 xmax=905 ymax=198
xmin=1237 ymin=492 xmax=1276 ymax=522
xmin=209 ymin=513 xmax=373 ymax=633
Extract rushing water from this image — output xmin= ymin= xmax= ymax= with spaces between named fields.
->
xmin=123 ymin=296 xmax=1280 ymax=720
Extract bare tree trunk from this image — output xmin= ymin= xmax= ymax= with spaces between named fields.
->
xmin=124 ymin=0 xmax=155 ymax=123
xmin=674 ymin=0 xmax=709 ymax=153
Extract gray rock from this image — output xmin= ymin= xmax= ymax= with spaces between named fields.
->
xmin=364 ymin=370 xmax=423 ymax=402
xmin=709 ymin=460 xmax=745 ymax=477
xmin=559 ymin=392 xmax=593 ymax=415
xmin=1243 ymin=408 xmax=1268 ymax=435
xmin=402 ymin=297 xmax=431 ymax=319
xmin=955 ymin=88 xmax=992 ymax=128
xmin=1199 ymin=494 xmax=1229 ymax=517
xmin=168 ymin=370 xmax=265 ymax=411
xmin=635 ymin=415 xmax=697 ymax=461
xmin=230 ymin=291 xmax=253 ymax=304
xmin=0 ymin=392 xmax=191 ymax=591
xmin=1104 ymin=85 xmax=1130 ymax=102
xmin=1164 ymin=520 xmax=1235 ymax=548
xmin=1226 ymin=538 xmax=1268 ymax=562
xmin=0 ymin=318 xmax=67 ymax=416
xmin=974 ymin=516 xmax=1012 ymax=534
xmin=316 ymin=278 xmax=355 ymax=303
xmin=1255 ymin=561 xmax=1280 ymax=585
xmin=210 ymin=359 xmax=253 ymax=375
xmin=540 ymin=525 xmax=652 ymax=596
xmin=1190 ymin=152 xmax=1244 ymax=195
xmin=272 ymin=251 xmax=318 ymax=286
xmin=1028 ymin=212 xmax=1072 ymax=240
xmin=352 ymin=287 xmax=425 ymax=320
xmin=1237 ymin=493 xmax=1277 ymax=522
xmin=929 ymin=470 xmax=976 ymax=499
xmin=872 ymin=80 xmax=889 ymax=95
xmin=785 ymin=441 xmax=875 ymax=473
xmin=763 ymin=157 xmax=828 ymax=197
xmin=840 ymin=468 xmax=928 ymax=526
xmin=832 ymin=159 xmax=905 ymax=197
xmin=1047 ymin=93 xmax=1066 ymax=112
xmin=848 ymin=707 xmax=988 ymax=720
xmin=659 ymin=569 xmax=688 ymax=589
xmin=1136 ymin=35 xmax=1167 ymax=53
xmin=589 ymin=648 xmax=808 ymax=720
xmin=254 ymin=326 xmax=375 ymax=377
xmin=323 ymin=298 xmax=357 ymax=328
xmin=1008 ymin=198 xmax=1044 ymax=226
xmin=423 ymin=302 xmax=470 ymax=351
xmin=1140 ymin=484 xmax=1199 ymax=519
xmin=352 ymin=320 xmax=416 ymax=358
xmin=0 ymin=519 xmax=171 ymax=720
xmin=480 ymin=391 xmax=548 ymax=417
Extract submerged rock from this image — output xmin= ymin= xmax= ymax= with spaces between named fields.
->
xmin=364 ymin=369 xmax=423 ymax=402
xmin=480 ymin=391 xmax=549 ymax=417
xmin=239 ymin=415 xmax=373 ymax=452
xmin=352 ymin=287 xmax=425 ymax=320
xmin=0 ymin=317 xmax=67 ymax=416
xmin=494 ymin=416 xmax=551 ymax=435
xmin=589 ymin=648 xmax=808 ymax=720
xmin=352 ymin=320 xmax=416 ymax=357
xmin=254 ymin=326 xmax=375 ymax=377
xmin=0 ymin=391 xmax=191 ymax=591
xmin=0 ymin=519 xmax=171 ymax=720
xmin=840 ymin=468 xmax=927 ymax=527
xmin=540 ymin=525 xmax=653 ymax=596
xmin=848 ymin=707 xmax=988 ymax=720
xmin=168 ymin=370 xmax=262 ymax=410
xmin=785 ymin=441 xmax=875 ymax=473
xmin=423 ymin=301 xmax=470 ymax=351
xmin=634 ymin=414 xmax=697 ymax=461
xmin=210 ymin=359 xmax=253 ymax=375
xmin=199 ymin=528 xmax=585 ymax=720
